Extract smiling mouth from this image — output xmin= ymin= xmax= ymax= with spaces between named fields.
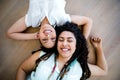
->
xmin=44 ymin=29 xmax=52 ymax=33
xmin=61 ymin=48 xmax=70 ymax=52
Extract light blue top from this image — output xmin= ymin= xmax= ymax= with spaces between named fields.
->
xmin=27 ymin=51 xmax=82 ymax=80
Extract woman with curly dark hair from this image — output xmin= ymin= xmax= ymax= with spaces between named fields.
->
xmin=16 ymin=22 xmax=107 ymax=80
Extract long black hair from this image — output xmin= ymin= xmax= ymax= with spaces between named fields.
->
xmin=55 ymin=22 xmax=91 ymax=80
xmin=32 ymin=46 xmax=55 ymax=71
xmin=32 ymin=22 xmax=91 ymax=80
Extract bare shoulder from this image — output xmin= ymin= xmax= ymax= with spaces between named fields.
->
xmin=30 ymin=51 xmax=41 ymax=59
xmin=23 ymin=51 xmax=42 ymax=63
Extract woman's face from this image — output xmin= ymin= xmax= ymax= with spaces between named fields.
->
xmin=57 ymin=31 xmax=76 ymax=60
xmin=39 ymin=24 xmax=56 ymax=48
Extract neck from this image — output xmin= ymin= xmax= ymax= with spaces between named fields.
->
xmin=41 ymin=17 xmax=50 ymax=26
xmin=57 ymin=56 xmax=69 ymax=71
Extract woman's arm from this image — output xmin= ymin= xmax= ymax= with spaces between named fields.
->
xmin=7 ymin=16 xmax=39 ymax=40
xmin=70 ymin=15 xmax=93 ymax=39
xmin=16 ymin=51 xmax=40 ymax=80
xmin=88 ymin=37 xmax=108 ymax=76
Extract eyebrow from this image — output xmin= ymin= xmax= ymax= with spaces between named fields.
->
xmin=43 ymin=38 xmax=55 ymax=43
xmin=59 ymin=36 xmax=74 ymax=39
xmin=68 ymin=37 xmax=74 ymax=39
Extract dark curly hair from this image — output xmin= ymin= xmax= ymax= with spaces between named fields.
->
xmin=55 ymin=22 xmax=91 ymax=80
xmin=32 ymin=22 xmax=91 ymax=80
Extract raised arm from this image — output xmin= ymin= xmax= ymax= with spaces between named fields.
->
xmin=16 ymin=51 xmax=40 ymax=80
xmin=88 ymin=37 xmax=108 ymax=76
xmin=7 ymin=16 xmax=38 ymax=40
xmin=70 ymin=15 xmax=93 ymax=39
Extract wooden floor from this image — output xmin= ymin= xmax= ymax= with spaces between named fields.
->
xmin=0 ymin=0 xmax=120 ymax=80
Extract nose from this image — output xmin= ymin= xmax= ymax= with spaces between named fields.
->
xmin=62 ymin=41 xmax=67 ymax=46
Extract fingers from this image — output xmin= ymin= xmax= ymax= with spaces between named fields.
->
xmin=90 ymin=37 xmax=101 ymax=43
xmin=35 ymin=32 xmax=39 ymax=39
xmin=90 ymin=36 xmax=102 ymax=48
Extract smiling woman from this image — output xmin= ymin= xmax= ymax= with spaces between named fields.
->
xmin=6 ymin=0 xmax=92 ymax=49
xmin=38 ymin=24 xmax=56 ymax=48
xmin=1 ymin=0 xmax=120 ymax=80
xmin=15 ymin=22 xmax=107 ymax=80
xmin=57 ymin=31 xmax=76 ymax=60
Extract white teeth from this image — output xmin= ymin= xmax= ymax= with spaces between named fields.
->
xmin=62 ymin=48 xmax=68 ymax=52
xmin=45 ymin=30 xmax=51 ymax=33
xmin=44 ymin=30 xmax=52 ymax=33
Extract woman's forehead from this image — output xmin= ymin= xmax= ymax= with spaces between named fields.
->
xmin=59 ymin=31 xmax=75 ymax=39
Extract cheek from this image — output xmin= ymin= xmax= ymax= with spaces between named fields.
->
xmin=57 ymin=42 xmax=60 ymax=48
xmin=71 ymin=43 xmax=76 ymax=51
xmin=74 ymin=43 xmax=76 ymax=49
xmin=52 ymin=32 xmax=56 ymax=37
xmin=57 ymin=42 xmax=61 ymax=50
xmin=39 ymin=33 xmax=45 ymax=40
xmin=38 ymin=33 xmax=42 ymax=38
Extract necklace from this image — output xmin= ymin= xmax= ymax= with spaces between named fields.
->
xmin=47 ymin=57 xmax=57 ymax=80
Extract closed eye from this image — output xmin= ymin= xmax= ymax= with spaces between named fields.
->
xmin=67 ymin=39 xmax=73 ymax=42
xmin=42 ymin=39 xmax=48 ymax=43
xmin=67 ymin=37 xmax=75 ymax=42
xmin=58 ymin=37 xmax=64 ymax=42
xmin=51 ymin=38 xmax=56 ymax=42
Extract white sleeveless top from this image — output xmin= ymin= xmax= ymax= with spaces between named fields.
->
xmin=25 ymin=0 xmax=71 ymax=27
xmin=27 ymin=51 xmax=82 ymax=80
